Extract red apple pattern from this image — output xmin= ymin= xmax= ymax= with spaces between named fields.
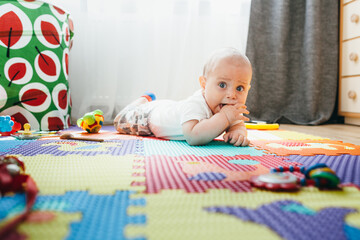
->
xmin=0 ymin=1 xmax=74 ymax=130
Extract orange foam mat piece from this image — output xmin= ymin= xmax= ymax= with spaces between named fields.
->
xmin=250 ymin=139 xmax=360 ymax=156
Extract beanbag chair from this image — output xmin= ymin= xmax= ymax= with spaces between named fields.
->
xmin=0 ymin=0 xmax=74 ymax=130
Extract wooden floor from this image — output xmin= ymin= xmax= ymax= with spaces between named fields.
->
xmin=279 ymin=124 xmax=360 ymax=145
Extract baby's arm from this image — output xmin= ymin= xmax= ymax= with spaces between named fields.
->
xmin=223 ymin=120 xmax=250 ymax=147
xmin=182 ymin=104 xmax=249 ymax=146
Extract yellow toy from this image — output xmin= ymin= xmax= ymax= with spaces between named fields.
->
xmin=245 ymin=121 xmax=279 ymax=130
xmin=13 ymin=123 xmax=41 ymax=140
xmin=77 ymin=109 xmax=104 ymax=133
xmin=17 ymin=123 xmax=35 ymax=135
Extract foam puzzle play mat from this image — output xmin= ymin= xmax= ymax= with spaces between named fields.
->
xmin=1 ymin=125 xmax=360 ymax=240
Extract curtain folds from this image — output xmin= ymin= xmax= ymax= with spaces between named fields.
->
xmin=245 ymin=0 xmax=339 ymax=125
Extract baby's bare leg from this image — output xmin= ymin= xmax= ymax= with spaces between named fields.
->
xmin=125 ymin=92 xmax=156 ymax=108
xmin=114 ymin=92 xmax=156 ymax=135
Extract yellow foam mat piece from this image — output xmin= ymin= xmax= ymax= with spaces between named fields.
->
xmin=16 ymin=154 xmax=143 ymax=194
xmin=17 ymin=212 xmax=81 ymax=240
xmin=265 ymin=130 xmax=328 ymax=140
xmin=126 ymin=187 xmax=360 ymax=240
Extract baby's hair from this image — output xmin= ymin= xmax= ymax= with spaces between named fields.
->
xmin=203 ymin=47 xmax=251 ymax=77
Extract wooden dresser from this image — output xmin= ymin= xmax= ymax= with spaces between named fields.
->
xmin=339 ymin=0 xmax=360 ymax=125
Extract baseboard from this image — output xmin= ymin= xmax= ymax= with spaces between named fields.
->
xmin=345 ymin=117 xmax=360 ymax=126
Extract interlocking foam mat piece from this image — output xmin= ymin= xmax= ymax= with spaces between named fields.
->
xmin=1 ymin=126 xmax=360 ymax=240
xmin=1 ymin=191 xmax=145 ymax=240
xmin=21 ymin=154 xmax=144 ymax=194
xmin=247 ymin=129 xmax=328 ymax=141
xmin=133 ymin=154 xmax=302 ymax=193
xmin=126 ymin=188 xmax=360 ymax=240
xmin=251 ymin=139 xmax=360 ymax=156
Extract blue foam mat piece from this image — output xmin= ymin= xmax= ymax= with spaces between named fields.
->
xmin=0 ymin=140 xmax=34 ymax=154
xmin=143 ymin=139 xmax=265 ymax=157
xmin=0 ymin=191 xmax=146 ymax=240
xmin=345 ymin=224 xmax=360 ymax=240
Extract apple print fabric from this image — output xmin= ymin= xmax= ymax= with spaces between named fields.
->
xmin=0 ymin=0 xmax=74 ymax=131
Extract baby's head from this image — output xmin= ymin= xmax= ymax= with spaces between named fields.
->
xmin=199 ymin=47 xmax=252 ymax=114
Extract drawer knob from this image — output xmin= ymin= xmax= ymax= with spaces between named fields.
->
xmin=348 ymin=91 xmax=357 ymax=100
xmin=351 ymin=14 xmax=359 ymax=23
xmin=349 ymin=52 xmax=358 ymax=62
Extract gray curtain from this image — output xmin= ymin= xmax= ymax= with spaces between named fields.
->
xmin=245 ymin=0 xmax=339 ymax=125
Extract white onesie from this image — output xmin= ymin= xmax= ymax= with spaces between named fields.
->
xmin=148 ymin=89 xmax=213 ymax=140
xmin=114 ymin=89 xmax=213 ymax=140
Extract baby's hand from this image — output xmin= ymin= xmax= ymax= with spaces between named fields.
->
xmin=220 ymin=104 xmax=250 ymax=125
xmin=223 ymin=131 xmax=250 ymax=147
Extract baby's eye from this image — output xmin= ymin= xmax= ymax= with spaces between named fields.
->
xmin=219 ymin=82 xmax=226 ymax=88
xmin=236 ymin=86 xmax=244 ymax=92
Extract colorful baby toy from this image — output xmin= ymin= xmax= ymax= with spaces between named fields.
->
xmin=77 ymin=109 xmax=104 ymax=133
xmin=0 ymin=156 xmax=38 ymax=239
xmin=0 ymin=116 xmax=13 ymax=133
xmin=251 ymin=163 xmax=341 ymax=191
xmin=0 ymin=115 xmax=21 ymax=136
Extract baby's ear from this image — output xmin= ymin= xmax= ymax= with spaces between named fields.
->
xmin=199 ymin=76 xmax=206 ymax=90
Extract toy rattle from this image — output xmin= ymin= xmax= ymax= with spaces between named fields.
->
xmin=17 ymin=123 xmax=35 ymax=135
xmin=0 ymin=156 xmax=38 ymax=238
xmin=251 ymin=163 xmax=341 ymax=191
xmin=12 ymin=123 xmax=42 ymax=140
xmin=77 ymin=109 xmax=104 ymax=133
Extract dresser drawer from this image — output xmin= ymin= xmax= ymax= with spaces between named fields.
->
xmin=342 ymin=38 xmax=360 ymax=76
xmin=340 ymin=77 xmax=360 ymax=113
xmin=343 ymin=0 xmax=360 ymax=40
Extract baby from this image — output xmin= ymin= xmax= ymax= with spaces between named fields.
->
xmin=114 ymin=47 xmax=252 ymax=146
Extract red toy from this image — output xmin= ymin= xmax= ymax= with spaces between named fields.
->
xmin=0 ymin=116 xmax=21 ymax=136
xmin=251 ymin=163 xmax=341 ymax=191
xmin=0 ymin=156 xmax=38 ymax=239
xmin=251 ymin=172 xmax=300 ymax=191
